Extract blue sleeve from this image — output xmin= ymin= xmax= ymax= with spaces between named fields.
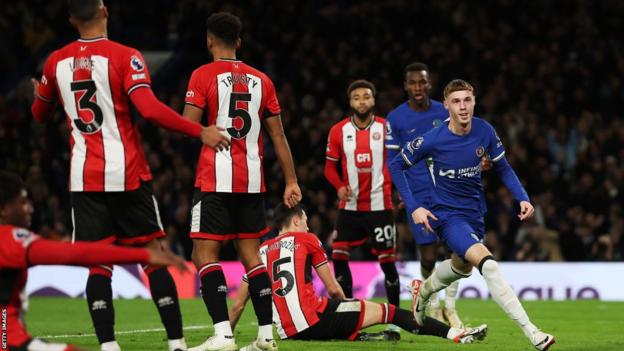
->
xmin=385 ymin=117 xmax=401 ymax=164
xmin=493 ymin=157 xmax=530 ymax=202
xmin=387 ymin=135 xmax=432 ymax=213
xmin=486 ymin=124 xmax=506 ymax=162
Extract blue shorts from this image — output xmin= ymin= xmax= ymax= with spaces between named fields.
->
xmin=431 ymin=212 xmax=485 ymax=259
xmin=405 ymin=208 xmax=438 ymax=245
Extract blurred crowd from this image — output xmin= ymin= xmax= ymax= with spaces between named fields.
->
xmin=1 ymin=0 xmax=622 ymax=261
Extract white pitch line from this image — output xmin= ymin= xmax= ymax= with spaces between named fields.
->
xmin=40 ymin=322 xmax=258 ymax=339
xmin=40 ymin=325 xmax=210 ymax=339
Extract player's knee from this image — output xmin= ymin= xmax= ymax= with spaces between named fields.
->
xmin=420 ymin=257 xmax=436 ymax=272
xmin=478 ymin=255 xmax=497 ymax=276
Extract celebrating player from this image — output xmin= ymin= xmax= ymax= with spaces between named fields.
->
xmin=388 ymin=79 xmax=555 ymax=351
xmin=28 ymin=0 xmax=224 ymax=349
xmin=0 ymin=171 xmax=189 ymax=351
xmin=228 ymin=204 xmax=487 ymax=344
xmin=182 ymin=12 xmax=301 ymax=351
xmin=386 ymin=62 xmax=471 ymax=326
xmin=324 ymin=80 xmax=400 ymax=333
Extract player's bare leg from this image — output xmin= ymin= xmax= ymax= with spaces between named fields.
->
xmin=237 ymin=238 xmax=277 ymax=351
xmin=463 ymin=244 xmax=555 ymax=350
xmin=141 ymin=239 xmax=187 ymax=351
xmin=190 ymin=239 xmax=237 ymax=351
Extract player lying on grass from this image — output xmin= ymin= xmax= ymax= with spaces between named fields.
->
xmin=0 ymin=171 xmax=188 ymax=351
xmin=228 ymin=203 xmax=487 ymax=346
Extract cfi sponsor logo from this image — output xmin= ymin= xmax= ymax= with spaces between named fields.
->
xmin=130 ymin=55 xmax=144 ymax=72
xmin=475 ymin=146 xmax=485 ymax=157
xmin=372 ymin=131 xmax=382 ymax=141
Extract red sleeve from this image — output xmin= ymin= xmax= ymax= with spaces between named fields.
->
xmin=184 ymin=68 xmax=207 ymax=109
xmin=324 ymin=125 xmax=344 ymax=190
xmin=26 ymin=239 xmax=151 ymax=266
xmin=304 ymin=234 xmax=328 ymax=268
xmin=130 ymin=87 xmax=202 ymax=138
xmin=32 ymin=53 xmax=58 ymax=123
xmin=0 ymin=227 xmax=35 ymax=269
xmin=261 ymin=77 xmax=281 ymax=118
xmin=122 ymin=49 xmax=152 ymax=95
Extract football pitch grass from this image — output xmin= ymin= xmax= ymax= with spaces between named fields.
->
xmin=27 ymin=298 xmax=624 ymax=351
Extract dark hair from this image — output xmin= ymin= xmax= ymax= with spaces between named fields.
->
xmin=347 ymin=79 xmax=376 ymax=98
xmin=206 ymin=12 xmax=242 ymax=47
xmin=443 ymin=79 xmax=474 ymax=99
xmin=404 ymin=62 xmax=429 ymax=75
xmin=273 ymin=203 xmax=305 ymax=230
xmin=0 ymin=171 xmax=25 ymax=209
xmin=68 ymin=0 xmax=103 ymax=21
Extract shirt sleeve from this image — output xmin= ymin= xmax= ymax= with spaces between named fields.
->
xmin=262 ymin=77 xmax=281 ymax=118
xmin=305 ymin=234 xmax=328 ymax=268
xmin=123 ymin=49 xmax=152 ymax=95
xmin=384 ymin=115 xmax=401 ymax=151
xmin=325 ymin=124 xmax=341 ymax=162
xmin=36 ymin=53 xmax=57 ymax=103
xmin=486 ymin=123 xmax=506 ymax=162
xmin=0 ymin=228 xmax=39 ymax=269
xmin=185 ymin=68 xmax=206 ymax=109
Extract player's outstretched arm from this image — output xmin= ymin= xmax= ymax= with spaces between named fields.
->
xmin=230 ymin=277 xmax=251 ymax=331
xmin=26 ymin=238 xmax=188 ymax=271
xmin=316 ymin=263 xmax=346 ymax=300
xmin=264 ymin=115 xmax=302 ymax=207
xmin=182 ymin=103 xmax=231 ymax=151
xmin=492 ymin=156 xmax=533 ymax=220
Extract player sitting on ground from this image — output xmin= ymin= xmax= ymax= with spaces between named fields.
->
xmin=0 ymin=171 xmax=188 ymax=351
xmin=228 ymin=203 xmax=487 ymax=345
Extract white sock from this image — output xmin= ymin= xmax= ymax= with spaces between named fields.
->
xmin=101 ymin=341 xmax=121 ymax=351
xmin=27 ymin=339 xmax=68 ymax=351
xmin=258 ymin=324 xmax=273 ymax=341
xmin=168 ymin=338 xmax=187 ymax=351
xmin=213 ymin=320 xmax=233 ymax=338
xmin=445 ymin=280 xmax=460 ymax=310
xmin=481 ymin=259 xmax=538 ymax=338
xmin=422 ymin=259 xmax=468 ymax=300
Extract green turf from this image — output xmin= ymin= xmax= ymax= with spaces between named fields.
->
xmin=26 ymin=298 xmax=624 ymax=350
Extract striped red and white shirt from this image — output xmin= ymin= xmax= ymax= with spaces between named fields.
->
xmin=185 ymin=59 xmax=281 ymax=193
xmin=259 ymin=232 xmax=329 ymax=339
xmin=36 ymin=37 xmax=153 ymax=192
xmin=325 ymin=116 xmax=393 ymax=211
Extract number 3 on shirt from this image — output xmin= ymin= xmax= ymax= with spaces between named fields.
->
xmin=272 ymin=257 xmax=294 ymax=297
xmin=70 ymin=80 xmax=103 ymax=134
xmin=227 ymin=92 xmax=252 ymax=139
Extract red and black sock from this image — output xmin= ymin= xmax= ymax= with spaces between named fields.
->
xmin=246 ymin=264 xmax=272 ymax=326
xmin=145 ymin=266 xmax=183 ymax=340
xmin=86 ymin=266 xmax=115 ymax=344
xmin=199 ymin=262 xmax=229 ymax=324
xmin=380 ymin=261 xmax=400 ymax=307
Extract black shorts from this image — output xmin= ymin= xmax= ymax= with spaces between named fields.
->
xmin=290 ymin=299 xmax=364 ymax=341
xmin=70 ymin=181 xmax=164 ymax=245
xmin=189 ymin=190 xmax=268 ymax=240
xmin=333 ymin=210 xmax=396 ymax=256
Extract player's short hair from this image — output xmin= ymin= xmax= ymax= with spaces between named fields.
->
xmin=273 ymin=203 xmax=305 ymax=230
xmin=443 ymin=79 xmax=475 ymax=99
xmin=404 ymin=62 xmax=429 ymax=76
xmin=206 ymin=12 xmax=242 ymax=47
xmin=347 ymin=79 xmax=376 ymax=98
xmin=0 ymin=171 xmax=25 ymax=209
xmin=68 ymin=0 xmax=103 ymax=21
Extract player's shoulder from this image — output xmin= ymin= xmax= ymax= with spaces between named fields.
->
xmin=387 ymin=102 xmax=409 ymax=121
xmin=0 ymin=225 xmax=38 ymax=246
xmin=472 ymin=116 xmax=496 ymax=133
xmin=329 ymin=116 xmax=351 ymax=132
xmin=374 ymin=115 xmax=386 ymax=124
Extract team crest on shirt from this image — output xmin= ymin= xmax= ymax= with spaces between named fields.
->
xmin=130 ymin=55 xmax=144 ymax=71
xmin=372 ymin=131 xmax=382 ymax=141
xmin=433 ymin=119 xmax=442 ymax=128
xmin=476 ymin=146 xmax=485 ymax=157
